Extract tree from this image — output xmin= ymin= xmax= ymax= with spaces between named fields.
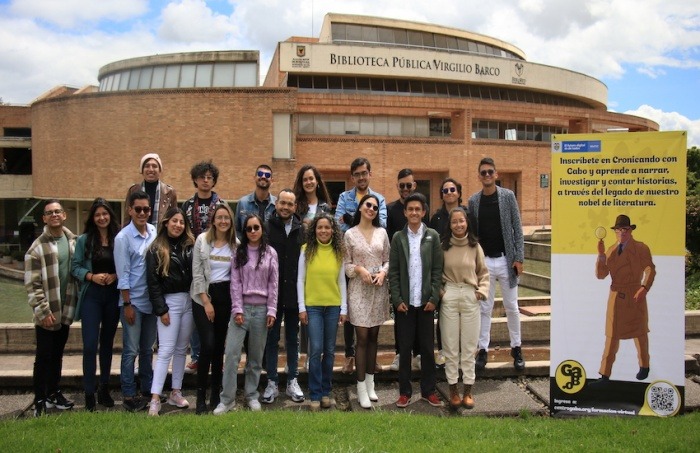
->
xmin=687 ymin=146 xmax=700 ymax=272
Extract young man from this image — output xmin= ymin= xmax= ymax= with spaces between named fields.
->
xmin=261 ymin=189 xmax=305 ymax=404
xmin=25 ymin=200 xmax=79 ymax=416
xmin=115 ymin=191 xmax=158 ymax=411
xmin=123 ymin=153 xmax=177 ymax=227
xmin=385 ymin=168 xmax=426 ymax=372
xmin=235 ymin=164 xmax=277 ymax=239
xmin=389 ymin=193 xmax=444 ymax=408
xmin=181 ymin=160 xmax=225 ymax=374
xmin=334 ymin=157 xmax=387 ymax=373
xmin=468 ymin=157 xmax=525 ymax=371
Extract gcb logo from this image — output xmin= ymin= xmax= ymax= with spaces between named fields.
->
xmin=555 ymin=360 xmax=586 ymax=394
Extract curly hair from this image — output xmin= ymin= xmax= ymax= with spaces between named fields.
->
xmin=190 ymin=160 xmax=219 ymax=187
xmin=150 ymin=207 xmax=195 ymax=277
xmin=82 ymin=198 xmax=120 ymax=260
xmin=235 ymin=214 xmax=268 ymax=269
xmin=441 ymin=207 xmax=478 ymax=250
xmin=304 ymin=213 xmax=344 ymax=263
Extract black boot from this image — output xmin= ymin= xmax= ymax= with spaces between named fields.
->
xmin=196 ymin=388 xmax=208 ymax=415
xmin=85 ymin=393 xmax=96 ymax=412
xmin=97 ymin=384 xmax=115 ymax=407
xmin=210 ymin=377 xmax=221 ymax=411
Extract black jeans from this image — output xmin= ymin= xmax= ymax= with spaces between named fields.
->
xmin=344 ymin=320 xmax=355 ymax=358
xmin=192 ymin=282 xmax=231 ymax=390
xmin=396 ymin=305 xmax=436 ymax=397
xmin=34 ymin=324 xmax=70 ymax=402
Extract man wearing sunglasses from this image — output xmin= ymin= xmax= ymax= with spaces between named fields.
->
xmin=115 ymin=191 xmax=157 ymax=412
xmin=25 ymin=199 xmax=79 ymax=416
xmin=468 ymin=157 xmax=526 ymax=372
xmin=235 ymin=165 xmax=277 ymax=240
xmin=123 ymin=153 xmax=177 ymax=227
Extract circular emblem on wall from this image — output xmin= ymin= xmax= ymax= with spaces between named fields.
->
xmin=639 ymin=380 xmax=682 ymax=417
xmin=555 ymin=360 xmax=586 ymax=394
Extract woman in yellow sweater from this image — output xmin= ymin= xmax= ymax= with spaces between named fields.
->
xmin=440 ymin=207 xmax=489 ymax=409
xmin=297 ymin=213 xmax=347 ymax=411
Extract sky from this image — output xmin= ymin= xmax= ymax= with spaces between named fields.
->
xmin=1 ymin=0 xmax=699 ymax=147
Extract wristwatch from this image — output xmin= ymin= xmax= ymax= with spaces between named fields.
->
xmin=123 ymin=301 xmax=132 ymax=306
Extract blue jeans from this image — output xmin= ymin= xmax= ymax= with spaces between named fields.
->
xmin=120 ymin=305 xmax=157 ymax=398
xmin=264 ymin=304 xmax=299 ymax=383
xmin=81 ymin=283 xmax=119 ymax=394
xmin=306 ymin=306 xmax=340 ymax=402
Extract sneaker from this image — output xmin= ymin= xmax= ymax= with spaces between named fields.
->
xmin=309 ymin=401 xmax=321 ymax=412
xmin=213 ymin=401 xmax=235 ymax=415
xmin=123 ymin=396 xmax=147 ymax=412
xmin=148 ymin=399 xmax=160 ymax=416
xmin=320 ymin=396 xmax=332 ymax=409
xmin=33 ymin=400 xmax=46 ymax=417
xmin=389 ymin=354 xmax=400 ymax=371
xmin=476 ymin=349 xmax=488 ymax=371
xmin=261 ymin=381 xmax=279 ymax=404
xmin=511 ymin=346 xmax=525 ymax=371
xmin=435 ymin=350 xmax=446 ymax=366
xmin=185 ymin=360 xmax=198 ymax=374
xmin=411 ymin=355 xmax=421 ymax=371
xmin=286 ymin=378 xmax=305 ymax=403
xmin=396 ymin=394 xmax=410 ymax=408
xmin=422 ymin=393 xmax=443 ymax=407
xmin=167 ymin=389 xmax=190 ymax=408
xmin=46 ymin=390 xmax=74 ymax=410
xmin=248 ymin=399 xmax=262 ymax=411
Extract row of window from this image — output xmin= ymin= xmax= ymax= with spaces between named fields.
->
xmin=472 ymin=120 xmax=568 ymax=142
xmin=298 ymin=114 xmax=452 ymax=137
xmin=98 ymin=62 xmax=258 ymax=92
xmin=331 ymin=23 xmax=522 ymax=60
xmin=287 ymin=75 xmax=593 ymax=109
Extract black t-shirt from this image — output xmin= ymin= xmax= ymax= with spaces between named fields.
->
xmin=143 ymin=180 xmax=158 ymax=224
xmin=478 ymin=192 xmax=506 ymax=257
xmin=92 ymin=244 xmax=116 ymax=274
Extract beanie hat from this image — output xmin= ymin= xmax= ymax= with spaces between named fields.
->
xmin=140 ymin=153 xmax=162 ymax=172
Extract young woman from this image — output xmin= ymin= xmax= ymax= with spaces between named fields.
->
xmin=344 ymin=194 xmax=390 ymax=409
xmin=71 ymin=198 xmax=120 ymax=411
xmin=440 ymin=207 xmax=489 ymax=409
xmin=190 ymin=204 xmax=237 ymax=414
xmin=297 ymin=213 xmax=347 ymax=411
xmin=214 ymin=214 xmax=278 ymax=414
xmin=146 ymin=207 xmax=195 ymax=416
xmin=293 ymin=164 xmax=332 ymax=227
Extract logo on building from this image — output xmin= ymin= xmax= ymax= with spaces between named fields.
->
xmin=515 ymin=62 xmax=524 ymax=77
xmin=296 ymin=46 xmax=306 ymax=57
xmin=512 ymin=62 xmax=526 ymax=86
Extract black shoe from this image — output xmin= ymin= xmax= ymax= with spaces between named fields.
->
xmin=33 ymin=400 xmax=46 ymax=417
xmin=196 ymin=389 xmax=208 ymax=415
xmin=97 ymin=385 xmax=115 ymax=407
xmin=636 ymin=367 xmax=650 ymax=380
xmin=210 ymin=386 xmax=221 ymax=411
xmin=511 ymin=346 xmax=525 ymax=371
xmin=475 ymin=349 xmax=488 ymax=371
xmin=123 ymin=396 xmax=148 ymax=412
xmin=587 ymin=375 xmax=610 ymax=390
xmin=85 ymin=393 xmax=96 ymax=412
xmin=46 ymin=391 xmax=74 ymax=410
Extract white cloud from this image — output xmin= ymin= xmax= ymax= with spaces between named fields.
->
xmin=9 ymin=0 xmax=148 ymax=28
xmin=625 ymin=105 xmax=700 ymax=148
xmin=158 ymin=0 xmax=237 ymax=43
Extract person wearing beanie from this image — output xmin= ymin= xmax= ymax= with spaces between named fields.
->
xmin=123 ymin=153 xmax=177 ymax=227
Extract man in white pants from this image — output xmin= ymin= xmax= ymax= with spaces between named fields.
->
xmin=468 ymin=157 xmax=525 ymax=371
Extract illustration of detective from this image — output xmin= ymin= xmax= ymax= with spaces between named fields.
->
xmin=593 ymin=214 xmax=655 ymax=383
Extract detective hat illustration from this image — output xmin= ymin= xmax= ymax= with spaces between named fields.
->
xmin=610 ymin=214 xmax=636 ymax=230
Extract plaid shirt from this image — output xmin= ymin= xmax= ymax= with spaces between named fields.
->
xmin=24 ymin=226 xmax=78 ymax=329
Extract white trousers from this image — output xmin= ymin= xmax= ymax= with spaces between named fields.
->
xmin=151 ymin=292 xmax=194 ymax=395
xmin=479 ymin=256 xmax=521 ymax=349
xmin=440 ymin=282 xmax=480 ymax=385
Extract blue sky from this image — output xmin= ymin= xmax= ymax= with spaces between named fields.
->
xmin=1 ymin=0 xmax=698 ymax=146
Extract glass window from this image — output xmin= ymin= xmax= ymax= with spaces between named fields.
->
xmin=359 ymin=116 xmax=374 ymax=135
xmin=328 ymin=76 xmax=342 ymax=90
xmin=422 ymin=32 xmax=435 ymax=47
xmin=356 ymin=77 xmax=370 ymax=91
xmin=118 ymin=71 xmax=130 ymax=90
xmin=436 ymin=82 xmax=448 ymax=96
xmin=383 ymin=79 xmax=396 ymax=92
xmin=342 ymin=77 xmax=356 ymax=91
xmin=362 ymin=26 xmax=378 ymax=43
xmin=445 ymin=36 xmax=459 ymax=50
xmin=370 ymin=78 xmax=384 ymax=91
xmin=234 ymin=63 xmax=257 ymax=86
xmin=195 ymin=63 xmax=213 ymax=87
xmin=164 ymin=65 xmax=180 ymax=88
xmin=287 ymin=74 xmax=298 ymax=87
xmin=447 ymin=83 xmax=460 ymax=97
xmin=298 ymin=114 xmax=314 ymax=134
xmin=151 ymin=66 xmax=165 ymax=89
xmin=99 ymin=77 xmax=107 ymax=91
xmin=330 ymin=116 xmax=345 ymax=135
xmin=332 ymin=23 xmax=346 ymax=41
xmin=468 ymin=41 xmax=478 ymax=53
xmin=458 ymin=39 xmax=470 ymax=52
xmin=212 ymin=63 xmax=234 ymax=87
xmin=396 ymin=79 xmax=410 ymax=93
xmin=297 ymin=76 xmax=313 ymax=88
xmin=377 ymin=27 xmax=394 ymax=43
xmin=388 ymin=117 xmax=402 ymax=136
xmin=434 ymin=34 xmax=447 ymax=50
xmin=517 ymin=124 xmax=526 ymax=140
xmin=313 ymin=76 xmax=328 ymax=89
xmin=345 ymin=116 xmax=360 ymax=134
xmin=346 ymin=24 xmax=362 ymax=41
xmin=374 ymin=116 xmax=388 ymax=136
xmin=477 ymin=43 xmax=487 ymax=54
xmin=409 ymin=80 xmax=423 ymax=94
xmin=408 ymin=31 xmax=423 ymax=46
xmin=138 ymin=67 xmax=153 ymax=89
xmin=394 ymin=29 xmax=408 ymax=45
xmin=423 ymin=81 xmax=436 ymax=95
xmin=315 ymin=115 xmax=329 ymax=135
xmin=401 ymin=117 xmax=416 ymax=136
xmin=415 ymin=118 xmax=429 ymax=136
xmin=110 ymin=74 xmax=120 ymax=91
xmin=488 ymin=122 xmax=498 ymax=139
xmin=180 ymin=64 xmax=196 ymax=87
xmin=127 ymin=69 xmax=141 ymax=89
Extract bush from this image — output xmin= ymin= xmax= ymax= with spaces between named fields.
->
xmin=11 ymin=250 xmax=25 ymax=262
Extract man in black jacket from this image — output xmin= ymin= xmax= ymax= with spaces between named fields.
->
xmin=261 ymin=189 xmax=305 ymax=403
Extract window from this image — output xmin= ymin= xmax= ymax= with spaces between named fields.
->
xmin=195 ymin=64 xmax=213 ymax=87
xmin=212 ymin=63 xmax=234 ymax=87
xmin=164 ymin=65 xmax=180 ymax=88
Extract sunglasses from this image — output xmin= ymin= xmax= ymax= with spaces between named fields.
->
xmin=442 ymin=187 xmax=457 ymax=194
xmin=43 ymin=209 xmax=64 ymax=216
xmin=257 ymin=170 xmax=272 ymax=179
xmin=364 ymin=202 xmax=379 ymax=212
xmin=398 ymin=182 xmax=413 ymax=190
xmin=480 ymin=169 xmax=495 ymax=177
xmin=246 ymin=224 xmax=262 ymax=233
xmin=132 ymin=206 xmax=151 ymax=215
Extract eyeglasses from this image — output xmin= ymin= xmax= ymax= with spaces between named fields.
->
xmin=132 ymin=206 xmax=151 ymax=215
xmin=480 ymin=169 xmax=495 ymax=177
xmin=43 ymin=209 xmax=64 ymax=216
xmin=442 ymin=187 xmax=457 ymax=194
xmin=257 ymin=170 xmax=272 ymax=179
xmin=352 ymin=171 xmax=369 ymax=179
xmin=614 ymin=227 xmax=631 ymax=232
xmin=245 ymin=224 xmax=261 ymax=233
xmin=398 ymin=182 xmax=413 ymax=190
xmin=364 ymin=202 xmax=379 ymax=212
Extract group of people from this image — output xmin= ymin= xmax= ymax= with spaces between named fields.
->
xmin=25 ymin=152 xmax=525 ymax=416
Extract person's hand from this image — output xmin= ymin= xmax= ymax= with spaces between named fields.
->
xmin=424 ymin=302 xmax=436 ymax=312
xmin=634 ymin=286 xmax=648 ymax=302
xmin=41 ymin=313 xmax=56 ymax=328
xmin=373 ymin=271 xmax=386 ymax=286
xmin=475 ymin=292 xmax=484 ymax=301
xmin=266 ymin=315 xmax=276 ymax=329
xmin=339 ymin=314 xmax=347 ymax=325
xmin=203 ymin=300 xmax=215 ymax=322
xmin=234 ymin=313 xmax=244 ymax=326
xmin=514 ymin=261 xmax=523 ymax=276
xmin=123 ymin=305 xmax=136 ymax=325
xmin=299 ymin=311 xmax=308 ymax=325
xmin=396 ymin=302 xmax=408 ymax=313
xmin=161 ymin=313 xmax=170 ymax=326
xmin=105 ymin=273 xmax=117 ymax=285
xmin=597 ymin=239 xmax=605 ymax=255
xmin=359 ymin=267 xmax=373 ymax=285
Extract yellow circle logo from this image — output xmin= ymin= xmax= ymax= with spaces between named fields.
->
xmin=555 ymin=360 xmax=586 ymax=394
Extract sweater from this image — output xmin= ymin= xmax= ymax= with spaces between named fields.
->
xmin=297 ymin=242 xmax=347 ymax=315
xmin=442 ymin=235 xmax=490 ymax=300
xmin=230 ymin=245 xmax=278 ymax=318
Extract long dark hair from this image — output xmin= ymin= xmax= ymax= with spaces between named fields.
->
xmin=439 ymin=177 xmax=463 ymax=208
xmin=235 ymin=214 xmax=268 ymax=269
xmin=293 ymin=164 xmax=332 ymax=218
xmin=82 ymin=198 xmax=120 ymax=260
xmin=441 ymin=207 xmax=478 ymax=250
xmin=304 ymin=213 xmax=344 ymax=263
xmin=352 ymin=194 xmax=381 ymax=227
xmin=150 ymin=207 xmax=194 ymax=276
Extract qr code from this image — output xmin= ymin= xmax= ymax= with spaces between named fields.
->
xmin=649 ymin=385 xmax=675 ymax=414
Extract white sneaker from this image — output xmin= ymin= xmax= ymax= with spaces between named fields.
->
xmin=261 ymin=381 xmax=279 ymax=404
xmin=213 ymin=401 xmax=236 ymax=415
xmin=435 ymin=350 xmax=446 ymax=366
xmin=167 ymin=389 xmax=190 ymax=408
xmin=248 ymin=399 xmax=262 ymax=411
xmin=412 ymin=355 xmax=421 ymax=371
xmin=148 ymin=399 xmax=160 ymax=416
xmin=389 ymin=354 xmax=400 ymax=371
xmin=286 ymin=378 xmax=305 ymax=403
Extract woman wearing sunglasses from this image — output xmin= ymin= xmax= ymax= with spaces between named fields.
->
xmin=343 ymin=194 xmax=390 ymax=409
xmin=214 ymin=214 xmax=278 ymax=414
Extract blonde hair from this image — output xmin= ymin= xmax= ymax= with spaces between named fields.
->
xmin=204 ymin=204 xmax=237 ymax=249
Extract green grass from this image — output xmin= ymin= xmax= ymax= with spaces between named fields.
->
xmin=1 ymin=411 xmax=698 ymax=451
xmin=0 ymin=277 xmax=31 ymax=323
